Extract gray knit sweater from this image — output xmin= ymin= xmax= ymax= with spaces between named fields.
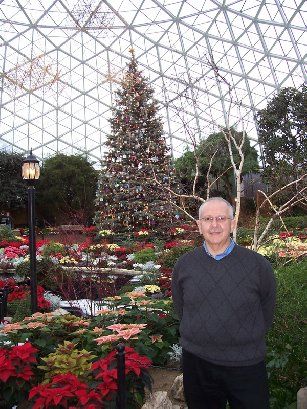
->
xmin=172 ymin=245 xmax=276 ymax=366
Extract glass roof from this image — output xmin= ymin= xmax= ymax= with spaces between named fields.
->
xmin=0 ymin=0 xmax=306 ymax=165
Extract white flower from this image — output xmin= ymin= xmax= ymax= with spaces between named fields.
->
xmin=44 ymin=291 xmax=62 ymax=309
xmin=168 ymin=344 xmax=182 ymax=362
xmin=133 ymin=261 xmax=161 ymax=272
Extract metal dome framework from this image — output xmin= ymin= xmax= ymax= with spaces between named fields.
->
xmin=0 ymin=0 xmax=306 ymax=165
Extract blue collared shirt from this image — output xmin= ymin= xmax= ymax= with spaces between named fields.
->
xmin=203 ymin=239 xmax=236 ymax=260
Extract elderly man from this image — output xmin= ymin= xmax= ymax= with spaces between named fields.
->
xmin=172 ymin=197 xmax=276 ymax=409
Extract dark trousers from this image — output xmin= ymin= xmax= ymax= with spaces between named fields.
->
xmin=182 ymin=349 xmax=270 ymax=409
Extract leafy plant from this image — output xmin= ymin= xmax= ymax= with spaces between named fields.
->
xmin=0 ymin=226 xmax=19 ymax=241
xmin=256 ymin=85 xmax=306 ymax=198
xmin=267 ymin=260 xmax=306 ymax=408
xmin=40 ymin=241 xmax=66 ymax=258
xmin=236 ymin=227 xmax=254 ymax=246
xmin=133 ymin=248 xmax=157 ymax=264
xmin=8 ymin=297 xmax=31 ymax=323
xmin=37 ymin=154 xmax=98 ymax=225
xmin=160 ymin=245 xmax=194 ymax=268
xmin=0 ymin=342 xmax=38 ymax=407
xmin=38 ymin=341 xmax=96 ymax=381
xmin=0 ymin=151 xmax=27 ymax=212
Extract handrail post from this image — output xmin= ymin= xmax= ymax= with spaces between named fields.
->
xmin=116 ymin=343 xmax=126 ymax=409
xmin=0 ymin=288 xmax=9 ymax=322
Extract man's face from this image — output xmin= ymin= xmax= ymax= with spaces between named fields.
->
xmin=196 ymin=200 xmax=236 ymax=249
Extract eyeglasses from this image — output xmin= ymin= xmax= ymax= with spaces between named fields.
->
xmin=199 ymin=216 xmax=233 ymax=224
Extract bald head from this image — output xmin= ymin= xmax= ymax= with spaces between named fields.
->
xmin=198 ymin=197 xmax=234 ymax=220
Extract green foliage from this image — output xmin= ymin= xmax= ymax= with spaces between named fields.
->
xmin=0 ymin=151 xmax=27 ymax=212
xmin=236 ymin=227 xmax=254 ymax=246
xmin=92 ymin=296 xmax=179 ymax=367
xmin=266 ymin=216 xmax=307 ymax=232
xmin=0 ymin=226 xmax=19 ymax=241
xmin=160 ymin=245 xmax=194 ymax=268
xmin=38 ymin=340 xmax=96 ymax=381
xmin=267 ymin=260 xmax=306 ymax=408
xmin=256 ymin=85 xmax=306 ymax=195
xmin=175 ymin=129 xmax=258 ymax=202
xmin=133 ymin=248 xmax=157 ymax=264
xmin=236 ymin=216 xmax=306 ymax=247
xmin=37 ymin=154 xmax=98 ymax=225
xmin=40 ymin=241 xmax=66 ymax=258
xmin=8 ymin=297 xmax=31 ymax=322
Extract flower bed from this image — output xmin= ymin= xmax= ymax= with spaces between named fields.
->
xmin=0 ymin=223 xmax=305 ymax=408
xmin=0 ymin=285 xmax=179 ymax=408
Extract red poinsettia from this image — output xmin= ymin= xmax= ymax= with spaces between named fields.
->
xmin=78 ymin=238 xmax=93 ymax=251
xmin=92 ymin=346 xmax=151 ymax=379
xmin=0 ymin=240 xmax=24 ymax=249
xmin=0 ymin=342 xmax=38 ymax=383
xmin=8 ymin=285 xmax=27 ymax=302
xmin=7 ymin=284 xmax=51 ymax=311
xmin=29 ymin=373 xmax=104 ymax=409
xmin=164 ymin=240 xmax=180 ymax=249
xmin=0 ymin=278 xmax=16 ymax=290
xmin=124 ymin=346 xmax=151 ymax=376
xmin=279 ymin=231 xmax=294 ymax=239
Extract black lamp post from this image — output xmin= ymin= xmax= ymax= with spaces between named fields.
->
xmin=22 ymin=150 xmax=40 ymax=314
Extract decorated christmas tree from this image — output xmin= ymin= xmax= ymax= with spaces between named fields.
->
xmin=95 ymin=49 xmax=177 ymax=239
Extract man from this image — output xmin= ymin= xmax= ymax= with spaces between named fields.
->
xmin=172 ymin=197 xmax=276 ymax=409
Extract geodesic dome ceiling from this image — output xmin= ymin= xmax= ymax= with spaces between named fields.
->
xmin=0 ymin=0 xmax=306 ymax=165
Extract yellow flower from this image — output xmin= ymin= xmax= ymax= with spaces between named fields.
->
xmin=137 ymin=230 xmax=149 ymax=236
xmin=99 ymin=229 xmax=114 ymax=236
xmin=106 ymin=243 xmax=120 ymax=251
xmin=144 ymin=285 xmax=160 ymax=293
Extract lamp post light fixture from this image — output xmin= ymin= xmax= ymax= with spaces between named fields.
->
xmin=22 ymin=150 xmax=40 ymax=314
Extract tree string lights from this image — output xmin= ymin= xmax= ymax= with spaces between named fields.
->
xmin=2 ymin=54 xmax=61 ymax=97
xmin=71 ymin=0 xmax=114 ymax=30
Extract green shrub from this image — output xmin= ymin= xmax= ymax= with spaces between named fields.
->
xmin=260 ymin=216 xmax=307 ymax=232
xmin=0 ymin=225 xmax=18 ymax=241
xmin=133 ymin=248 xmax=157 ymax=264
xmin=8 ymin=297 xmax=31 ymax=322
xmin=41 ymin=241 xmax=66 ymax=258
xmin=267 ymin=260 xmax=306 ymax=409
xmin=160 ymin=245 xmax=194 ymax=269
xmin=236 ymin=227 xmax=254 ymax=246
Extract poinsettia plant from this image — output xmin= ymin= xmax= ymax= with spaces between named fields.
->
xmin=0 ymin=334 xmax=151 ymax=409
xmin=0 ymin=342 xmax=38 ymax=406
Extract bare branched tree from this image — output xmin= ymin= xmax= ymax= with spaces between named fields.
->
xmin=252 ymin=174 xmax=307 ymax=250
xmin=155 ymin=55 xmax=248 ymax=240
xmin=208 ymin=57 xmax=247 ymax=241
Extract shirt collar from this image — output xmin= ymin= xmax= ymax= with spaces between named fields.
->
xmin=203 ymin=238 xmax=236 ymax=260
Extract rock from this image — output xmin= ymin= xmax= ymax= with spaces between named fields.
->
xmin=141 ymin=391 xmax=173 ymax=409
xmin=170 ymin=373 xmax=185 ymax=402
xmin=297 ymin=387 xmax=307 ymax=409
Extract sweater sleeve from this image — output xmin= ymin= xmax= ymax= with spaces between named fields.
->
xmin=259 ymin=258 xmax=276 ymax=332
xmin=171 ymin=260 xmax=183 ymax=320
